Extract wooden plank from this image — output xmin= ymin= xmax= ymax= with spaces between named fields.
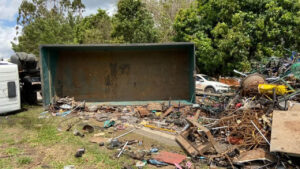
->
xmin=186 ymin=117 xmax=226 ymax=154
xmin=160 ymin=106 xmax=174 ymax=119
xmin=181 ymin=128 xmax=192 ymax=138
xmin=270 ymin=110 xmax=300 ymax=156
xmin=196 ymin=143 xmax=212 ymax=155
xmin=194 ymin=109 xmax=200 ymax=120
xmin=133 ymin=127 xmax=178 ymax=147
xmin=176 ymin=135 xmax=198 ymax=156
xmin=289 ymin=102 xmax=300 ymax=111
xmin=195 ymin=90 xmax=235 ymax=97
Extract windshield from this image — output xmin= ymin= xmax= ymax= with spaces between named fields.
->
xmin=202 ymin=75 xmax=214 ymax=81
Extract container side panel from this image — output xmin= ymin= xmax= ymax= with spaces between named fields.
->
xmin=189 ymin=46 xmax=196 ymax=103
xmin=41 ymin=49 xmax=51 ymax=106
xmin=54 ymin=48 xmax=190 ymax=102
xmin=49 ymin=50 xmax=58 ymax=100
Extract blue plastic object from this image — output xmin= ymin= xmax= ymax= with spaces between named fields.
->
xmin=148 ymin=159 xmax=168 ymax=166
xmin=104 ymin=120 xmax=115 ymax=128
xmin=150 ymin=148 xmax=159 ymax=153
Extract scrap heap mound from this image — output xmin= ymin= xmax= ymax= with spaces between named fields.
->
xmin=45 ymin=57 xmax=300 ymax=168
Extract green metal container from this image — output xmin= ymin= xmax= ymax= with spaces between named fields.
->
xmin=40 ymin=43 xmax=195 ymax=106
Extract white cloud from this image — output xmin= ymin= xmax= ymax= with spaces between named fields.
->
xmin=82 ymin=0 xmax=118 ymax=16
xmin=0 ymin=0 xmax=118 ymax=58
xmin=0 ymin=0 xmax=22 ymax=58
xmin=0 ymin=0 xmax=22 ymax=21
xmin=0 ymin=24 xmax=17 ymax=58
xmin=0 ymin=0 xmax=118 ymax=21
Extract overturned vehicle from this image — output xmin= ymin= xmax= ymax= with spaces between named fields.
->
xmin=10 ymin=52 xmax=41 ymax=104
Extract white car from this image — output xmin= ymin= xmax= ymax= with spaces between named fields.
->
xmin=196 ymin=74 xmax=230 ymax=93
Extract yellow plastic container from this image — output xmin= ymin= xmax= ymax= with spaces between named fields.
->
xmin=258 ymin=84 xmax=288 ymax=96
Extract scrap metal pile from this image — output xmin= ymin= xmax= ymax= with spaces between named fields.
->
xmin=43 ymin=57 xmax=300 ymax=168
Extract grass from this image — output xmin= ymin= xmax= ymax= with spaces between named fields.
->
xmin=5 ymin=147 xmax=21 ymax=156
xmin=0 ymin=105 xmax=132 ymax=169
xmin=17 ymin=156 xmax=32 ymax=165
xmin=0 ymin=105 xmax=205 ymax=169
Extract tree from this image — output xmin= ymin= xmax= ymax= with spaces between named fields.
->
xmin=174 ymin=0 xmax=300 ymax=75
xmin=12 ymin=0 xmax=85 ymax=56
xmin=75 ymin=9 xmax=112 ymax=44
xmin=143 ymin=0 xmax=195 ymax=42
xmin=13 ymin=16 xmax=75 ymax=55
xmin=112 ymin=0 xmax=158 ymax=43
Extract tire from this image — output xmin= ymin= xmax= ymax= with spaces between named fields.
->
xmin=205 ymin=87 xmax=216 ymax=93
xmin=26 ymin=91 xmax=37 ymax=105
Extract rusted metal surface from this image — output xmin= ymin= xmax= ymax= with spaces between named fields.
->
xmin=147 ymin=103 xmax=163 ymax=111
xmin=218 ymin=110 xmax=271 ymax=149
xmin=55 ymin=49 xmax=190 ymax=102
xmin=40 ymin=43 xmax=195 ymax=106
xmin=219 ymin=77 xmax=240 ymax=87
xmin=136 ymin=107 xmax=150 ymax=117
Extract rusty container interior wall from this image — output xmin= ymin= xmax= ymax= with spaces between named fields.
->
xmin=40 ymin=43 xmax=195 ymax=106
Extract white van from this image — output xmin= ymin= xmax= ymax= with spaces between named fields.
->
xmin=0 ymin=61 xmax=21 ymax=114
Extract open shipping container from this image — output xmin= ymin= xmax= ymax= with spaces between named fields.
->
xmin=40 ymin=43 xmax=195 ymax=106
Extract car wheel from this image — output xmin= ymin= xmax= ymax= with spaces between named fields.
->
xmin=205 ymin=87 xmax=215 ymax=93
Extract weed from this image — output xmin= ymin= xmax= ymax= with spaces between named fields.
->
xmin=0 ymin=158 xmax=12 ymax=169
xmin=17 ymin=156 xmax=32 ymax=165
xmin=5 ymin=147 xmax=21 ymax=156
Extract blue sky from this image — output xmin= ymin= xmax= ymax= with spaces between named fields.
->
xmin=0 ymin=0 xmax=118 ymax=58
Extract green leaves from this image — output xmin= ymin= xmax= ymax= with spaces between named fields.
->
xmin=174 ymin=0 xmax=300 ymax=75
xmin=112 ymin=0 xmax=158 ymax=43
xmin=13 ymin=15 xmax=75 ymax=56
xmin=75 ymin=9 xmax=112 ymax=44
xmin=13 ymin=0 xmax=84 ymax=56
xmin=13 ymin=0 xmax=300 ymax=70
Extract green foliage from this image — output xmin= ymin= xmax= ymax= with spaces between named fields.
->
xmin=13 ymin=15 xmax=75 ymax=56
xmin=16 ymin=0 xmax=85 ymax=27
xmin=112 ymin=0 xmax=158 ymax=43
xmin=12 ymin=0 xmax=85 ymax=56
xmin=75 ymin=9 xmax=112 ymax=44
xmin=143 ymin=0 xmax=195 ymax=42
xmin=174 ymin=0 xmax=300 ymax=75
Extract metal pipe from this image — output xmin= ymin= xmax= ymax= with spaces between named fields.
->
xmin=199 ymin=117 xmax=219 ymax=121
xmin=251 ymin=120 xmax=270 ymax=145
xmin=233 ymin=69 xmax=247 ymax=77
xmin=114 ymin=128 xmax=136 ymax=140
xmin=198 ymin=126 xmax=228 ymax=132
xmin=117 ymin=141 xmax=129 ymax=158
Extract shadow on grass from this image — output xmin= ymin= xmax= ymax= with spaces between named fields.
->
xmin=0 ymin=105 xmax=44 ymax=130
xmin=0 ymin=107 xmax=28 ymax=116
